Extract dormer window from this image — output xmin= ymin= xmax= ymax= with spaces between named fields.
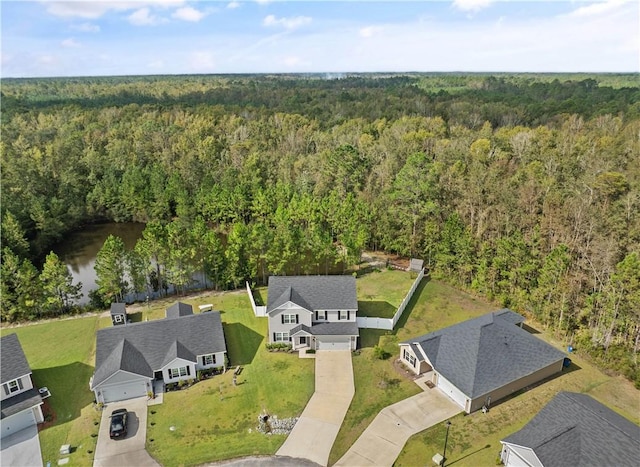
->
xmin=3 ymin=378 xmax=23 ymax=395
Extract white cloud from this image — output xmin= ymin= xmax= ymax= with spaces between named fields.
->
xmin=359 ymin=26 xmax=382 ymax=38
xmin=263 ymin=14 xmax=311 ymax=30
xmin=44 ymin=1 xmax=184 ymax=19
xmin=61 ymin=38 xmax=80 ymax=48
xmin=128 ymin=7 xmax=165 ymax=26
xmin=71 ymin=22 xmax=101 ymax=33
xmin=172 ymin=6 xmax=206 ymax=22
xmin=568 ymin=0 xmax=628 ymax=17
xmin=255 ymin=0 xmax=273 ymax=5
xmin=148 ymin=59 xmax=165 ymax=69
xmin=452 ymin=0 xmax=494 ymax=13
xmin=189 ymin=51 xmax=215 ymax=72
xmin=227 ymin=1 xmax=241 ymax=9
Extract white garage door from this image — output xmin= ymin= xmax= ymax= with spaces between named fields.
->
xmin=101 ymin=381 xmax=148 ymax=403
xmin=1 ymin=409 xmax=36 ymax=439
xmin=437 ymin=375 xmax=467 ymax=408
xmin=317 ymin=341 xmax=351 ymax=350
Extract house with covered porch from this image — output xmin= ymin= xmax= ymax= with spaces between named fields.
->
xmin=266 ymin=275 xmax=359 ymax=351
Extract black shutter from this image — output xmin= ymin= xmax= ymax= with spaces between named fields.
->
xmin=273 ymin=333 xmax=277 ymax=342
xmin=202 ymin=356 xmax=206 ymax=366
xmin=186 ymin=366 xmax=191 ymax=376
xmin=348 ymin=310 xmax=350 ymax=320
xmin=281 ymin=314 xmax=285 ymax=324
xmin=315 ymin=311 xmax=318 ymax=321
xmin=212 ymin=354 xmax=216 ymax=364
xmin=296 ymin=314 xmax=299 ymax=324
xmin=338 ymin=311 xmax=341 ymax=321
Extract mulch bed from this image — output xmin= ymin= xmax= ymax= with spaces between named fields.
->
xmin=38 ymin=400 xmax=57 ymax=431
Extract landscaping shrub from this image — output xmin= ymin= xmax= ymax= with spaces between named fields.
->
xmin=373 ymin=345 xmax=391 ymax=360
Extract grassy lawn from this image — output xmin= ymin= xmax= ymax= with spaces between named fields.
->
xmin=329 ymin=278 xmax=495 ymax=464
xmin=145 ymin=291 xmax=315 ymax=466
xmin=356 ymin=269 xmax=417 ymax=318
xmin=1 ymin=316 xmax=102 ymax=467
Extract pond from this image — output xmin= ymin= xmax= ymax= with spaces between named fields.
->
xmin=52 ymin=222 xmax=145 ymax=305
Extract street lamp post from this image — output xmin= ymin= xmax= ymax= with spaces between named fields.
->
xmin=442 ymin=420 xmax=452 ymax=466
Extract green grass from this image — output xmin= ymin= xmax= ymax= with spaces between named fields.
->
xmin=1 ymin=316 xmax=101 ymax=467
xmin=145 ymin=291 xmax=315 ymax=466
xmin=356 ymin=269 xmax=417 ymax=318
xmin=329 ymin=278 xmax=494 ymax=464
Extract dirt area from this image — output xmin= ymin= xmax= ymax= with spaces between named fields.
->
xmin=391 ymin=358 xmax=421 ymax=382
xmin=361 ymin=251 xmax=411 ymax=270
xmin=38 ymin=400 xmax=57 ymax=431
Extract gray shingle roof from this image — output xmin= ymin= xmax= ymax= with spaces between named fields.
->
xmin=110 ymin=303 xmax=126 ymax=316
xmin=93 ymin=312 xmax=226 ymax=387
xmin=165 ymin=302 xmax=193 ymax=319
xmin=402 ymin=310 xmax=565 ymax=399
xmin=307 ymin=322 xmax=359 ymax=336
xmin=267 ymin=276 xmax=357 ymax=313
xmin=1 ymin=334 xmax=32 ymax=384
xmin=0 ymin=388 xmax=43 ymax=420
xmin=502 ymin=392 xmax=640 ymax=467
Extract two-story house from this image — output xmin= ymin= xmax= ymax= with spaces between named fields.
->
xmin=1 ymin=334 xmax=46 ymax=439
xmin=266 ymin=275 xmax=359 ymax=351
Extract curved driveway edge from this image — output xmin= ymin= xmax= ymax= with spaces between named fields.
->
xmin=334 ymin=388 xmax=460 ymax=467
xmin=276 ymin=350 xmax=354 ymax=467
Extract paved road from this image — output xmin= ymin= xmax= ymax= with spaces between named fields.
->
xmin=335 ymin=387 xmax=460 ymax=466
xmin=0 ymin=424 xmax=43 ymax=467
xmin=276 ymin=350 xmax=354 ymax=467
xmin=93 ymin=396 xmax=159 ymax=467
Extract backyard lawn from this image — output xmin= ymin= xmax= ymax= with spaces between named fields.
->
xmin=1 ymin=316 xmax=102 ymax=467
xmin=356 ymin=268 xmax=417 ymax=318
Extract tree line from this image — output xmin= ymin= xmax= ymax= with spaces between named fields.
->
xmin=1 ymin=74 xmax=638 ymax=385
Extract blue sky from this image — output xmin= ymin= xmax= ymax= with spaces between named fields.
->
xmin=1 ymin=0 xmax=638 ymax=77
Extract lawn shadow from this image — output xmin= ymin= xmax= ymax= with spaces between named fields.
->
xmin=252 ymin=288 xmax=267 ymax=307
xmin=32 ymin=362 xmax=95 ymax=426
xmin=447 ymin=444 xmax=492 ymax=465
xmin=223 ymin=322 xmax=264 ymax=366
xmin=128 ymin=311 xmax=143 ymax=323
xmin=359 ymin=329 xmax=390 ymax=349
xmin=357 ymin=300 xmax=395 ymax=319
xmin=393 ymin=275 xmax=430 ymax=331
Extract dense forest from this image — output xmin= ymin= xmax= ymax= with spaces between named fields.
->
xmin=1 ymin=73 xmax=639 ymax=385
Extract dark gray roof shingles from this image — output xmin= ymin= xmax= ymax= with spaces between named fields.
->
xmin=267 ymin=276 xmax=357 ymax=313
xmin=502 ymin=392 xmax=640 ymax=467
xmin=0 ymin=388 xmax=43 ymax=419
xmin=93 ymin=312 xmax=226 ymax=387
xmin=402 ymin=311 xmax=565 ymax=399
xmin=1 ymin=334 xmax=32 ymax=384
xmin=110 ymin=303 xmax=126 ymax=316
xmin=165 ymin=302 xmax=193 ymax=319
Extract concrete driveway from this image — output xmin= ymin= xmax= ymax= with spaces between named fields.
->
xmin=93 ymin=396 xmax=159 ymax=467
xmin=276 ymin=350 xmax=354 ymax=467
xmin=335 ymin=387 xmax=460 ymax=466
xmin=0 ymin=424 xmax=43 ymax=467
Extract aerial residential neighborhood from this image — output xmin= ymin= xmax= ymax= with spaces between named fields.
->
xmin=1 ymin=2 xmax=639 ymax=466
xmin=1 ymin=267 xmax=639 ymax=467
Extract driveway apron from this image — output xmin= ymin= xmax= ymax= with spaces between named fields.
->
xmin=335 ymin=388 xmax=460 ymax=467
xmin=0 ymin=424 xmax=43 ymax=467
xmin=276 ymin=350 xmax=354 ymax=467
xmin=93 ymin=396 xmax=159 ymax=467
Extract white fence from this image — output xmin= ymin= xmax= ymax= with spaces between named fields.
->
xmin=357 ymin=268 xmax=425 ymax=330
xmin=246 ymin=281 xmax=267 ymax=317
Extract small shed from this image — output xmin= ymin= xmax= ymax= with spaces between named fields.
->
xmin=110 ymin=303 xmax=127 ymax=326
xmin=408 ymin=258 xmax=424 ymax=272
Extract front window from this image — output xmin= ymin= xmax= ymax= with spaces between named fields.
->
xmin=282 ymin=314 xmax=297 ymax=324
xmin=274 ymin=332 xmax=290 ymax=342
xmin=203 ymin=354 xmax=216 ymax=365
xmin=403 ymin=349 xmax=416 ymax=367
xmin=8 ymin=380 xmax=20 ymax=393
xmin=169 ymin=366 xmax=190 ymax=378
xmin=339 ymin=310 xmax=349 ymax=320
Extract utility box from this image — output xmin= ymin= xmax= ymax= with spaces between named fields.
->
xmin=432 ymin=453 xmax=444 ymax=465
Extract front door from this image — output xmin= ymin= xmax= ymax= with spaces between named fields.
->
xmin=299 ymin=336 xmax=307 ymax=345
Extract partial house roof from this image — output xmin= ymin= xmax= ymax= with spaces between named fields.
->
xmin=0 ymin=388 xmax=43 ymax=420
xmin=92 ymin=312 xmax=226 ymax=388
xmin=401 ymin=310 xmax=565 ymax=399
xmin=502 ymin=392 xmax=640 ymax=467
xmin=1 ymin=334 xmax=32 ymax=384
xmin=291 ymin=321 xmax=359 ymax=336
xmin=165 ymin=302 xmax=193 ymax=319
xmin=110 ymin=303 xmax=127 ymax=316
xmin=267 ymin=275 xmax=357 ymax=313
